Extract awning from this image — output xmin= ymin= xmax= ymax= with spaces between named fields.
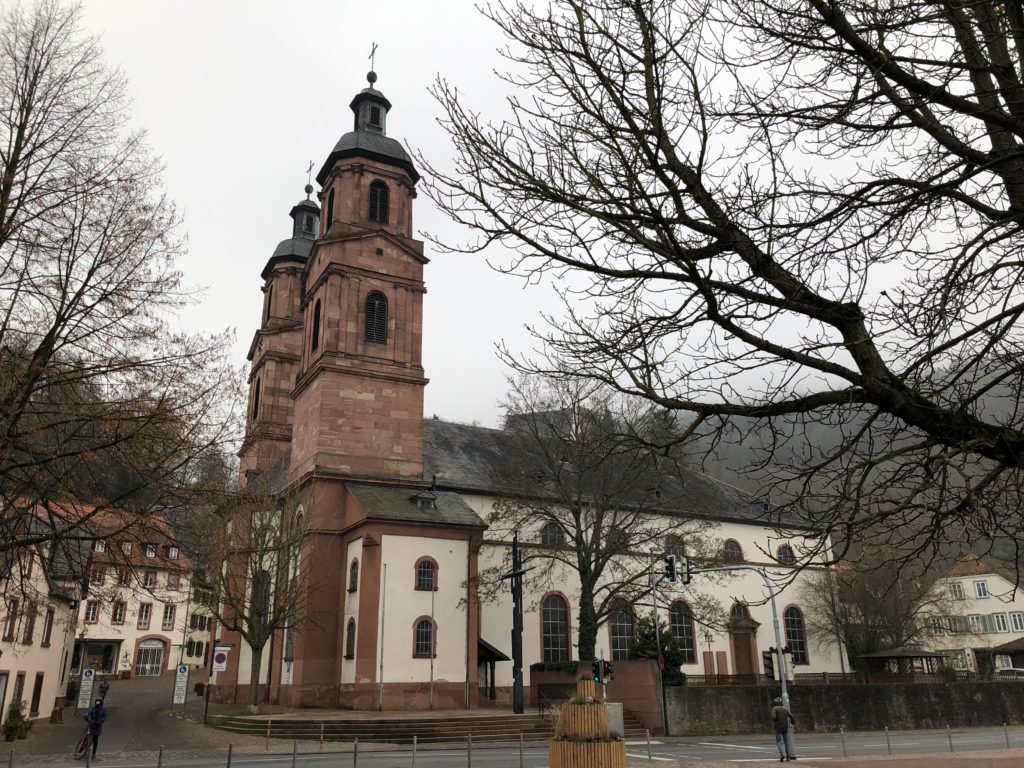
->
xmin=478 ymin=638 xmax=511 ymax=663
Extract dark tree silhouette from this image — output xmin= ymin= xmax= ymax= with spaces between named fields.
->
xmin=422 ymin=0 xmax=1024 ymax=574
xmin=0 ymin=1 xmax=241 ymax=572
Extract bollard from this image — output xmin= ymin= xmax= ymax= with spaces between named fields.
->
xmin=467 ymin=733 xmax=473 ymax=768
xmin=412 ymin=734 xmax=417 ymax=768
xmin=946 ymin=724 xmax=954 ymax=752
xmin=320 ymin=722 xmax=325 ymax=750
xmin=353 ymin=737 xmax=358 ymax=768
xmin=1006 ymin=722 xmax=1012 ymax=749
xmin=884 ymin=726 xmax=892 ymax=755
xmin=266 ymin=719 xmax=272 ymax=752
xmin=158 ymin=745 xmax=164 ymax=768
xmin=291 ymin=740 xmax=297 ymax=768
xmin=7 ymin=748 xmax=12 ymax=768
xmin=519 ymin=732 xmax=524 ymax=768
xmin=227 ymin=742 xmax=234 ymax=768
xmin=646 ymin=729 xmax=652 ymax=761
xmin=840 ymin=727 xmax=847 ymax=758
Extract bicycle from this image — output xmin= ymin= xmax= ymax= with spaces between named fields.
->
xmin=73 ymin=725 xmax=93 ymax=760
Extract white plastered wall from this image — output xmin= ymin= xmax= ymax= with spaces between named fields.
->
xmin=377 ymin=535 xmax=470 ymax=685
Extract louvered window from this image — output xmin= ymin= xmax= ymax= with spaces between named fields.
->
xmin=368 ymin=181 xmax=389 ymax=224
xmin=365 ymin=291 xmax=388 ymax=344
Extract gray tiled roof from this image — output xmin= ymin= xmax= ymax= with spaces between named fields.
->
xmin=347 ymin=483 xmax=485 ymax=528
xmin=422 ymin=418 xmax=808 ymax=528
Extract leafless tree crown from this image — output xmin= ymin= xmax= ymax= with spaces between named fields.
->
xmin=421 ymin=0 xmax=1024 ymax=573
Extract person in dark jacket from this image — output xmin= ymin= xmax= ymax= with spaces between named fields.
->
xmin=97 ymin=679 xmax=110 ymax=701
xmin=770 ymin=696 xmax=796 ymax=761
xmin=85 ymin=698 xmax=107 ymax=758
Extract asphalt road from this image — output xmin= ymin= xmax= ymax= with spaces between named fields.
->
xmin=8 ymin=674 xmax=1024 ymax=766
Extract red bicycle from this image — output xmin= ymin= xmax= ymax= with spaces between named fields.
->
xmin=73 ymin=724 xmax=93 ymax=760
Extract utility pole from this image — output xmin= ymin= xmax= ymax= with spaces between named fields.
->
xmin=688 ymin=564 xmax=791 ymax=709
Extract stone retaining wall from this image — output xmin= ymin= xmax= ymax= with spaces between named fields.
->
xmin=666 ymin=682 xmax=1024 ymax=736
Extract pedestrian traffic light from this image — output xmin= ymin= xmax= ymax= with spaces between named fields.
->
xmin=664 ymin=554 xmax=677 ymax=582
xmin=603 ymin=661 xmax=614 ymax=682
xmin=592 ymin=659 xmax=601 ymax=683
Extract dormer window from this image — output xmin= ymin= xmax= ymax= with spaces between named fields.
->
xmin=145 ymin=544 xmax=156 ymax=558
xmin=411 ymin=489 xmax=437 ymax=510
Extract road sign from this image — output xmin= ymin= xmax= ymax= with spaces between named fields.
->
xmin=172 ymin=664 xmax=189 ymax=704
xmin=77 ymin=668 xmax=95 ymax=709
xmin=212 ymin=647 xmax=230 ymax=672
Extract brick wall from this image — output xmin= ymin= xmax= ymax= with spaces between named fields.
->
xmin=666 ymin=682 xmax=1024 ymax=735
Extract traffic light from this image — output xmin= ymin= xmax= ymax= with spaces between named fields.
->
xmin=592 ymin=659 xmax=601 ymax=683
xmin=679 ymin=556 xmax=691 ymax=585
xmin=762 ymin=650 xmax=775 ymax=680
xmin=603 ymin=660 xmax=614 ymax=682
xmin=664 ymin=554 xmax=677 ymax=582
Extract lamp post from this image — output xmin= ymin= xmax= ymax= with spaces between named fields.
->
xmin=704 ymin=630 xmax=714 ymax=675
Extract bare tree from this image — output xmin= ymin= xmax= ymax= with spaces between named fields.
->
xmin=0 ymin=0 xmax=241 ymax=564
xmin=421 ymin=0 xmax=1024 ymax=574
xmin=800 ymin=548 xmax=950 ymax=675
xmin=485 ymin=375 xmax=723 ymax=661
xmin=197 ymin=482 xmax=318 ymax=713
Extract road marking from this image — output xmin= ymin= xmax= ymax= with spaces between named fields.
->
xmin=696 ymin=742 xmax=771 ymax=751
xmin=626 ymin=753 xmax=673 ymax=761
xmin=728 ymin=759 xmax=832 ymax=763
xmin=625 ymin=740 xmax=664 ymax=745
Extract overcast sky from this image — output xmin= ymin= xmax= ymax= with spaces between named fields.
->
xmin=76 ymin=0 xmax=557 ymax=429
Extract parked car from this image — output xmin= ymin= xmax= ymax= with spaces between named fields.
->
xmin=996 ymin=668 xmax=1024 ymax=680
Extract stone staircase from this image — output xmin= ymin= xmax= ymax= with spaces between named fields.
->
xmin=212 ymin=710 xmax=650 ymax=745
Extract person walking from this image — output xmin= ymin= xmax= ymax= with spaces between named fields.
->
xmin=97 ymin=679 xmax=110 ymax=701
xmin=770 ymin=696 xmax=796 ymax=761
xmin=84 ymin=698 xmax=108 ymax=759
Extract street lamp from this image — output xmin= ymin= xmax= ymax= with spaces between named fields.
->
xmin=704 ymin=630 xmax=714 ymax=674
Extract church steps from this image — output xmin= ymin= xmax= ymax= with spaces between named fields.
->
xmin=213 ymin=712 xmax=648 ymax=743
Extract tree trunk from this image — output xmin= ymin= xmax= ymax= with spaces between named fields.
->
xmin=247 ymin=644 xmax=263 ymax=714
xmin=577 ymin=599 xmax=599 ymax=661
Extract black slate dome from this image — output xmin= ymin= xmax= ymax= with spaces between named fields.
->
xmin=316 ymin=74 xmax=419 ymax=185
xmin=261 ymin=192 xmax=320 ymax=280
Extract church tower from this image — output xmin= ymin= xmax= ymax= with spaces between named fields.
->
xmin=289 ymin=72 xmax=427 ymax=481
xmin=238 ymin=190 xmax=320 ymax=483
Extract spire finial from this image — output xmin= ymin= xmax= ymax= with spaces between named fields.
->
xmin=368 ymin=42 xmax=378 ymax=85
xmin=305 ymin=161 xmax=314 ymax=195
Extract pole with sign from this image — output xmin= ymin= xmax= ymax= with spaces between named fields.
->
xmin=172 ymin=664 xmax=190 ymax=705
xmin=77 ymin=669 xmax=96 ymax=709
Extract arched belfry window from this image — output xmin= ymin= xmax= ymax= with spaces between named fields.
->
xmin=368 ymin=181 xmax=390 ymax=224
xmin=311 ymin=299 xmax=321 ymax=352
xmin=365 ymin=291 xmax=388 ymax=344
xmin=325 ymin=188 xmax=335 ymax=233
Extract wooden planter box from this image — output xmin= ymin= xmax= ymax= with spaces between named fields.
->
xmin=559 ymin=703 xmax=609 ymax=740
xmin=549 ymin=740 xmax=626 ymax=768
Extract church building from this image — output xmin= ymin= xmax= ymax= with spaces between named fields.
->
xmin=217 ymin=72 xmax=845 ymax=710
